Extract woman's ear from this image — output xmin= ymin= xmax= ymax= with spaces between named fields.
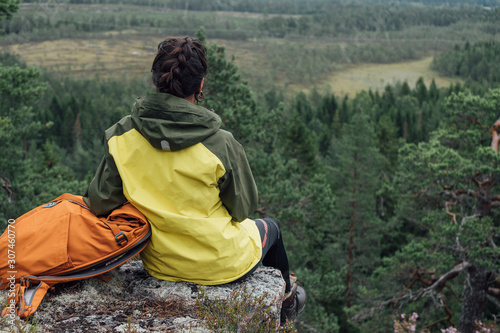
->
xmin=199 ymin=78 xmax=205 ymax=93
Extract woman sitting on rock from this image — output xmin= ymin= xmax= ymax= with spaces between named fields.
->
xmin=83 ymin=36 xmax=305 ymax=322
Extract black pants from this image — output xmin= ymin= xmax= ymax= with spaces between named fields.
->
xmin=238 ymin=218 xmax=291 ymax=293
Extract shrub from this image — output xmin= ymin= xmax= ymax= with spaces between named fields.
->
xmin=196 ymin=284 xmax=297 ymax=333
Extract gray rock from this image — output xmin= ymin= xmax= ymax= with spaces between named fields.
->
xmin=1 ymin=260 xmax=286 ymax=332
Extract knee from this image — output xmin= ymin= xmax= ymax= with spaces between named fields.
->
xmin=264 ymin=218 xmax=282 ymax=238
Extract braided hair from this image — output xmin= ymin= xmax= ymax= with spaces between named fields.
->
xmin=151 ymin=36 xmax=207 ymax=101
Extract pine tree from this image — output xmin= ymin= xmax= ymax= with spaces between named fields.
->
xmin=0 ymin=10 xmax=86 ymax=226
xmin=375 ymin=88 xmax=500 ymax=332
xmin=414 ymin=77 xmax=428 ymax=106
xmin=0 ymin=0 xmax=18 ymax=21
xmin=329 ymin=94 xmax=385 ymax=308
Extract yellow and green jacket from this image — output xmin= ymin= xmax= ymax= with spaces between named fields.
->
xmin=83 ymin=92 xmax=262 ymax=285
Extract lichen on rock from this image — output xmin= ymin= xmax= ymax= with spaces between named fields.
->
xmin=1 ymin=260 xmax=285 ymax=332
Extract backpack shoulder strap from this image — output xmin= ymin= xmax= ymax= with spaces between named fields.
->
xmin=2 ymin=280 xmax=51 ymax=319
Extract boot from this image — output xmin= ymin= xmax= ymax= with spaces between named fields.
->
xmin=280 ymin=274 xmax=306 ymax=324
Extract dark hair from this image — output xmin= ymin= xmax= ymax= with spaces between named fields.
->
xmin=151 ymin=36 xmax=207 ymax=99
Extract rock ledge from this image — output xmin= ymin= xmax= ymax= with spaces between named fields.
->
xmin=2 ymin=260 xmax=286 ymax=332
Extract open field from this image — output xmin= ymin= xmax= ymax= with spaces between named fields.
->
xmin=317 ymin=56 xmax=461 ymax=97
xmin=3 ymin=35 xmax=159 ymax=81
xmin=0 ymin=3 xmax=477 ymax=96
xmin=2 ymin=36 xmax=461 ymax=96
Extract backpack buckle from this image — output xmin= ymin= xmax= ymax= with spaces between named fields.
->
xmin=115 ymin=232 xmax=128 ymax=246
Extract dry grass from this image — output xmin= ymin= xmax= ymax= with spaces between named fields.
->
xmin=316 ymin=56 xmax=462 ymax=97
xmin=3 ymin=35 xmax=158 ymax=80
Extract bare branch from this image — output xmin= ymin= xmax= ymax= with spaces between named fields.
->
xmin=487 ymin=294 xmax=500 ymax=311
xmin=423 ymin=262 xmax=471 ymax=293
xmin=255 ymin=208 xmax=268 ymax=217
xmin=425 ymin=300 xmax=454 ymax=329
xmin=432 ymin=238 xmax=444 ymax=255
xmin=488 ymin=287 xmax=500 ymax=297
xmin=0 ymin=175 xmax=13 ymax=203
xmin=411 ymin=189 xmax=428 ymax=198
xmin=454 ymin=214 xmax=481 ymax=252
xmin=445 ymin=201 xmax=458 ymax=224
xmin=487 ymin=234 xmax=498 ymax=249
xmin=460 ymin=214 xmax=482 ymax=226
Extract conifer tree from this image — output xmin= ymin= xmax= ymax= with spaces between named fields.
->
xmin=0 ymin=0 xmax=18 ymax=21
xmin=375 ymin=88 xmax=500 ymax=332
xmin=329 ymin=93 xmax=385 ymax=308
xmin=0 ymin=9 xmax=85 ymax=227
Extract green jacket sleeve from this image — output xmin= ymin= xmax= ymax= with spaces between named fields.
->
xmin=83 ymin=145 xmax=127 ymax=216
xmin=204 ymin=130 xmax=258 ymax=222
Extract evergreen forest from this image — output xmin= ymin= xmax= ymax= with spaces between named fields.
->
xmin=2 ymin=0 xmax=500 ymax=332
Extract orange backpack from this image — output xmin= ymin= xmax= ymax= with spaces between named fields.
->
xmin=0 ymin=193 xmax=151 ymax=318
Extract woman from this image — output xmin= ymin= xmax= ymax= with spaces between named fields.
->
xmin=83 ymin=36 xmax=305 ymax=322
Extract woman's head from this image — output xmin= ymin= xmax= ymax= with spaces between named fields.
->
xmin=151 ymin=36 xmax=207 ymax=101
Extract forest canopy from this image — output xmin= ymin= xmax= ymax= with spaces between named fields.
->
xmin=1 ymin=0 xmax=500 ymax=332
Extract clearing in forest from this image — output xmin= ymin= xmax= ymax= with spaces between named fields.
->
xmin=3 ymin=38 xmax=460 ymax=96
xmin=319 ymin=57 xmax=461 ymax=97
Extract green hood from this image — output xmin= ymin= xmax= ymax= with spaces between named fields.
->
xmin=130 ymin=92 xmax=221 ymax=152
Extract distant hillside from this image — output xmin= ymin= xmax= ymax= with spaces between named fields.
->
xmin=16 ymin=0 xmax=500 ymax=14
xmin=368 ymin=0 xmax=500 ymax=6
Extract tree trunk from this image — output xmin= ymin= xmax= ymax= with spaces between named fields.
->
xmin=346 ymin=167 xmax=357 ymax=308
xmin=459 ymin=264 xmax=490 ymax=333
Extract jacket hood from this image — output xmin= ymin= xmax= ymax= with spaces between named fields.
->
xmin=130 ymin=92 xmax=221 ymax=151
